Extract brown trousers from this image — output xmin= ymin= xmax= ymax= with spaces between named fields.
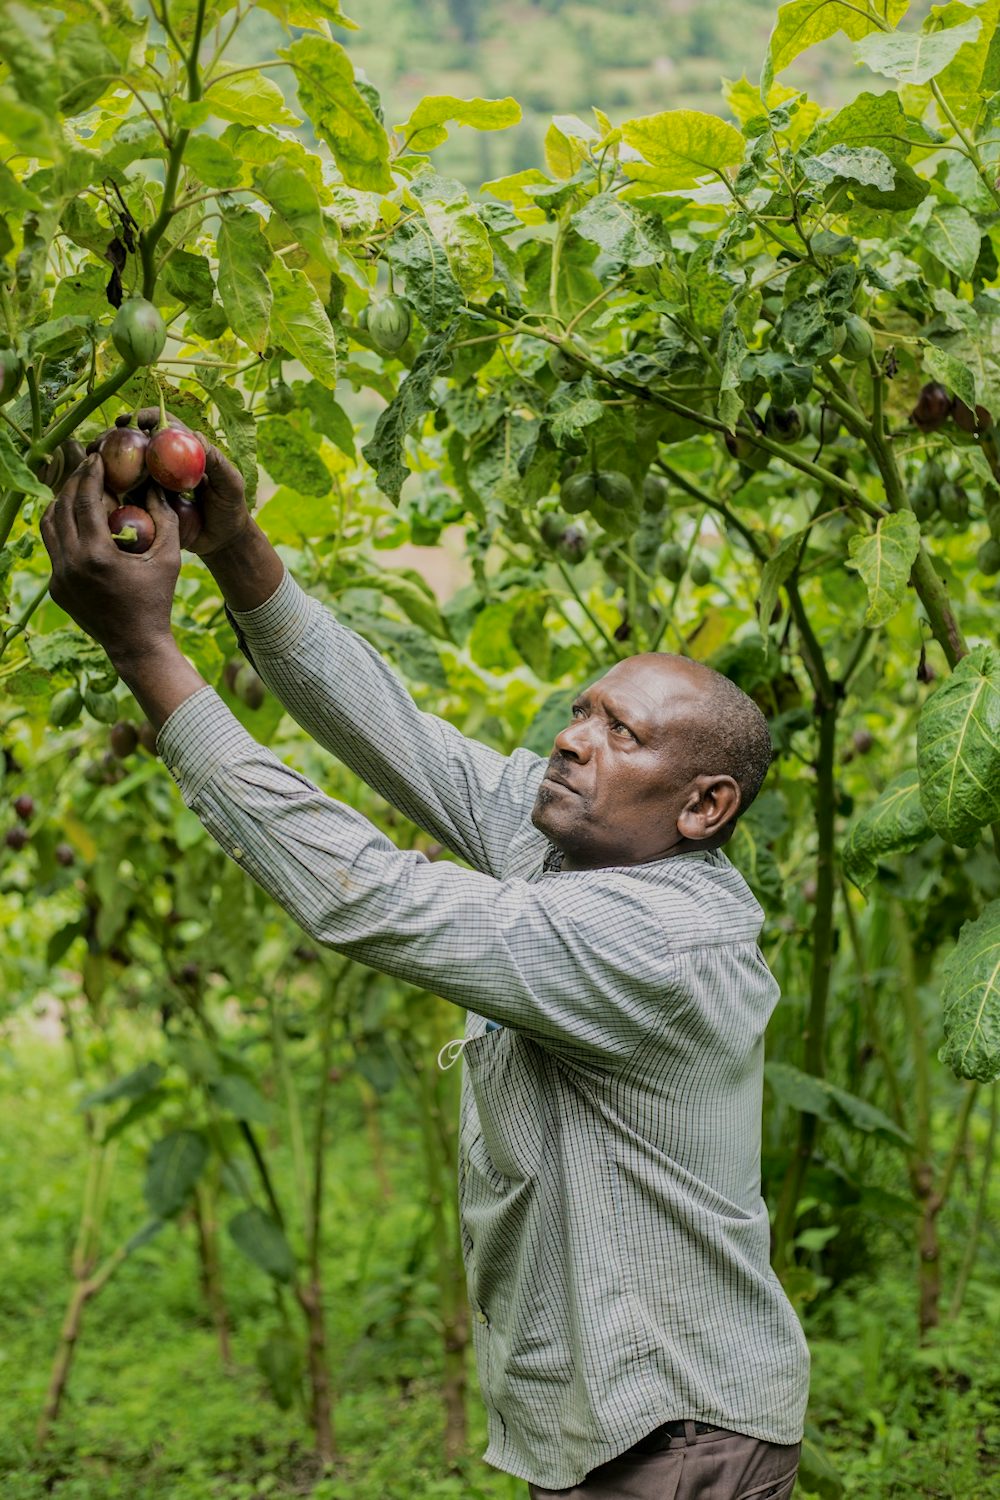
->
xmin=527 ymin=1422 xmax=801 ymax=1500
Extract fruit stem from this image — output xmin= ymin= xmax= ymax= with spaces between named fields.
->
xmin=26 ymin=366 xmax=42 ymax=442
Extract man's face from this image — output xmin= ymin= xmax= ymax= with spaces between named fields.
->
xmin=530 ymin=655 xmax=739 ymax=870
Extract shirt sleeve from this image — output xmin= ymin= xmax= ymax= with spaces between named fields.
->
xmin=158 ymin=688 xmax=660 ymax=1070
xmin=225 ymin=570 xmax=546 ymax=879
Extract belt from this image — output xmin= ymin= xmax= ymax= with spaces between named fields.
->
xmin=628 ymin=1420 xmax=720 ymax=1456
xmin=660 ymin=1422 xmax=718 ymax=1438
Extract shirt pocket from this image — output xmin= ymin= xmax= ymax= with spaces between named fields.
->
xmin=463 ymin=1026 xmax=544 ymax=1183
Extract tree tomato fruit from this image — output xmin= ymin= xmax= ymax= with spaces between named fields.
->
xmin=264 ymin=381 xmax=295 ymax=414
xmin=146 ymin=429 xmax=206 ymax=492
xmin=108 ymin=504 xmax=155 ymax=554
xmin=110 ymin=721 xmax=138 ymax=759
xmin=13 ymin=794 xmax=34 ymax=821
xmin=100 ymin=424 xmax=149 ymax=494
xmin=137 ymin=721 xmax=158 ymax=755
xmin=839 ymin=315 xmax=874 ymax=364
xmin=111 ymin=298 xmax=167 ymax=367
xmin=642 ymin=473 xmax=669 ymax=510
xmin=555 ymin=525 xmax=588 ymax=564
xmin=560 ymin=472 xmax=598 ymax=513
xmin=764 ymin=405 xmax=804 ymax=444
xmin=657 ymin=542 xmax=685 ymax=582
xmin=910 ymin=383 xmax=952 ymax=431
xmin=689 ymin=557 xmax=711 ymax=586
xmin=55 ymin=842 xmax=75 ymax=867
xmin=549 ymin=347 xmax=585 ymax=382
xmin=976 ymin=538 xmax=1000 ymax=576
xmin=49 ymin=687 xmax=83 ymax=728
xmin=952 ymin=400 xmax=993 ymax=436
xmin=5 ymin=826 xmax=28 ymax=851
xmin=367 ymin=296 xmax=412 ymax=353
xmin=169 ymin=494 xmax=203 ymax=549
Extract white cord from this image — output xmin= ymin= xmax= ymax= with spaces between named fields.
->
xmin=437 ymin=1037 xmax=469 ymax=1072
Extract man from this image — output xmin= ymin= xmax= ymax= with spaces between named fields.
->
xmin=42 ymin=423 xmax=809 ymax=1499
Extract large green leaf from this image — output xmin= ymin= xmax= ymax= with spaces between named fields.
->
xmin=144 ymin=1129 xmax=208 ymax=1218
xmin=0 ymin=431 xmax=53 ymax=501
xmin=183 ymin=134 xmax=244 ymax=189
xmin=846 ymin=511 xmax=920 ymax=629
xmin=257 ymin=418 xmax=331 ymax=497
xmin=765 ymin=0 xmax=908 ymax=84
xmin=765 ymin=1062 xmax=910 ymax=1145
xmin=620 ymin=110 xmax=744 ymax=190
xmin=385 ymin=217 xmax=464 ymax=330
xmin=411 ymin=171 xmax=493 ymax=295
xmin=842 ymin=769 xmax=934 ymax=891
xmin=855 ymin=17 xmax=982 ymax=85
xmin=800 ymin=144 xmax=895 ymax=191
xmin=269 ymin=262 xmax=339 ymax=388
xmin=570 ymin=193 xmax=666 ymax=270
xmin=347 ymin=570 xmax=450 ymax=640
xmin=917 ymin=645 xmax=1000 ymax=847
xmin=228 ymin=1206 xmax=297 ymax=1282
xmin=939 ymin=899 xmax=1000 ymax=1082
xmin=395 ymin=94 xmax=521 ymax=154
xmin=758 ymin=528 xmax=807 ymax=640
xmin=217 ymin=206 xmax=273 ymax=353
xmin=282 ymin=35 xmax=391 ymax=193
xmin=176 ymin=73 xmax=301 ymax=129
xmin=914 ymin=202 xmax=982 ymax=282
xmin=922 ymin=343 xmax=976 ymax=414
xmin=361 ymin=326 xmax=457 ymax=501
xmin=806 ymin=90 xmax=938 ymax=167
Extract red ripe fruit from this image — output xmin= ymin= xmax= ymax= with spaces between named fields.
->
xmin=5 ymin=826 xmax=28 ymax=851
xmin=55 ymin=842 xmax=75 ymax=867
xmin=100 ymin=425 xmax=149 ymax=495
xmin=13 ymin=794 xmax=34 ymax=821
xmin=910 ymin=383 xmax=952 ymax=432
xmin=168 ymin=494 xmax=203 ymax=549
xmin=108 ymin=504 xmax=155 ymax=554
xmin=146 ymin=428 xmax=206 ymax=492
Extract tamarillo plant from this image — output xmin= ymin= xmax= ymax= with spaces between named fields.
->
xmin=2 ymin=0 xmax=1000 ymax=1484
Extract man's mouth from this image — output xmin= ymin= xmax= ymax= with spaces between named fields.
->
xmin=543 ymin=770 xmax=578 ymax=794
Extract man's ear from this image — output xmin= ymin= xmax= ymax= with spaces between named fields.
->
xmin=676 ymin=775 xmax=741 ymax=841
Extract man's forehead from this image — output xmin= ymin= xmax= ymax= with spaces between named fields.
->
xmin=586 ymin=655 xmax=707 ymax=722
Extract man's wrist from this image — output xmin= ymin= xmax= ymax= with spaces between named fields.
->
xmin=110 ymin=636 xmax=207 ymax=732
xmin=202 ymin=520 xmax=285 ymax=613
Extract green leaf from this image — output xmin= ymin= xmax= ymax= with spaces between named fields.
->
xmin=0 ymin=431 xmax=52 ymax=501
xmin=917 ymin=645 xmax=1000 ymax=847
xmin=915 ymin=203 xmax=981 ymax=282
xmin=384 ymin=217 xmax=465 ymax=331
xmin=758 ymin=530 xmax=807 ymax=638
xmin=361 ymin=325 xmax=457 ymax=502
xmin=144 ymin=1129 xmax=208 ymax=1218
xmin=621 ymin=110 xmax=744 ymax=190
xmin=347 ymin=570 xmax=450 ymax=639
xmin=257 ymin=417 xmax=331 ymax=497
xmin=257 ymin=0 xmax=357 ymax=29
xmin=217 ymin=207 xmax=273 ymax=353
xmin=269 ymin=262 xmax=339 ymax=388
xmin=256 ymin=1329 xmax=302 ymax=1410
xmin=570 ymin=193 xmax=666 ymax=271
xmin=299 ymin=381 xmax=356 ymax=459
xmin=922 ymin=344 xmax=976 ymax=413
xmin=257 ymin=485 xmax=338 ymax=543
xmin=176 ymin=73 xmax=301 ymax=129
xmin=81 ymin=1061 xmax=165 ymax=1110
xmin=939 ymin=899 xmax=1000 ymax=1082
xmin=800 ymin=144 xmax=895 ymax=191
xmin=806 ymin=91 xmax=937 ymax=168
xmin=183 ymin=134 xmax=245 ymax=189
xmin=842 ymin=769 xmax=934 ymax=891
xmin=846 ymin=511 xmax=920 ymax=629
xmin=855 ymin=18 xmax=982 ymax=86
xmin=162 ymin=249 xmax=215 ymax=309
xmin=252 ymin=157 xmax=327 ymax=262
xmin=765 ymin=0 xmax=908 ymax=84
xmin=208 ymin=1073 xmax=273 ymax=1124
xmin=395 ymin=94 xmax=521 ymax=154
xmin=549 ymin=377 xmax=604 ymax=443
xmin=765 ymin=1062 xmax=910 ymax=1145
xmin=228 ymin=1206 xmax=296 ymax=1282
xmin=209 ymin=379 xmax=258 ymax=506
xmin=282 ymin=35 xmax=391 ymax=193
xmin=411 ymin=172 xmax=493 ymax=295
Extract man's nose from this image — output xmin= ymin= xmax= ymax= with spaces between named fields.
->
xmin=553 ymin=720 xmax=591 ymax=759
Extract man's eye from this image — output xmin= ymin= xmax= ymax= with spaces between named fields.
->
xmin=612 ymin=721 xmax=634 ymax=738
xmin=570 ymin=705 xmax=585 ymax=719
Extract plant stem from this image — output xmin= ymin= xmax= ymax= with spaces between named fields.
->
xmin=948 ymin=1084 xmax=997 ymax=1320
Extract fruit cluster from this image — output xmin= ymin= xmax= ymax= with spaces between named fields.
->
xmin=96 ymin=414 xmax=207 ymax=554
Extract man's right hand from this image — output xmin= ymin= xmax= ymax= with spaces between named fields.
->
xmin=114 ymin=408 xmax=251 ymax=559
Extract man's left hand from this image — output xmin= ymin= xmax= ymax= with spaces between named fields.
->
xmin=41 ymin=452 xmax=181 ymax=668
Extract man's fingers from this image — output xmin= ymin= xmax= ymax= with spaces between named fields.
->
xmin=197 ymin=441 xmax=246 ymax=505
xmin=40 ymin=499 xmax=63 ymax=568
xmin=144 ymin=483 xmax=182 ymax=561
xmin=70 ymin=454 xmax=112 ymax=544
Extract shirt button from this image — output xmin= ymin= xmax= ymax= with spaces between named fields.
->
xmin=232 ymin=847 xmax=243 ymax=860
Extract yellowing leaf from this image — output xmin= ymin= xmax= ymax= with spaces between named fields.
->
xmin=765 ymin=0 xmax=909 ymax=83
xmin=855 ymin=18 xmax=982 ymax=86
xmin=282 ymin=35 xmax=391 ymax=192
xmin=395 ymin=95 xmax=521 ymax=154
xmin=179 ymin=72 xmax=301 ymax=129
xmin=217 ymin=207 xmax=273 ymax=353
xmin=544 ymin=121 xmax=589 ymax=180
xmin=846 ymin=510 xmax=920 ymax=628
xmin=620 ymin=110 xmax=744 ymax=190
xmin=269 ymin=261 xmax=339 ymax=388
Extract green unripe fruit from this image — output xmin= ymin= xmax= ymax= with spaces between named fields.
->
xmin=911 ymin=488 xmax=937 ymax=523
xmin=264 ymin=381 xmax=295 ymax=415
xmin=642 ymin=473 xmax=669 ymax=510
xmin=560 ymin=472 xmax=598 ymax=514
xmin=938 ymin=482 xmax=968 ymax=525
xmin=0 ymin=347 xmax=23 ymax=404
xmin=111 ymin=298 xmax=167 ymax=367
xmin=549 ymin=347 xmax=585 ymax=382
xmin=977 ymin=538 xmax=1000 ymax=576
xmin=656 ymin=542 xmax=685 ymax=582
xmin=839 ymin=315 xmax=874 ymax=364
xmin=595 ymin=470 xmax=635 ymax=506
xmin=539 ymin=512 xmax=567 ymax=547
xmin=807 ymin=404 xmax=840 ymax=442
xmin=367 ymin=296 xmax=412 ymax=353
xmin=689 ymin=557 xmax=711 ymax=586
xmin=84 ymin=687 xmax=119 ymax=724
xmin=189 ymin=303 xmax=228 ymax=340
xmin=356 ymin=304 xmax=370 ymax=332
xmin=50 ymin=687 xmax=83 ymax=728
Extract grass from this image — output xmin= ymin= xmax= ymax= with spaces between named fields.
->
xmin=1 ymin=1026 xmax=998 ymax=1498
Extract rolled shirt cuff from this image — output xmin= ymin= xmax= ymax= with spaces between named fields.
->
xmin=227 ymin=567 xmax=316 ymax=658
